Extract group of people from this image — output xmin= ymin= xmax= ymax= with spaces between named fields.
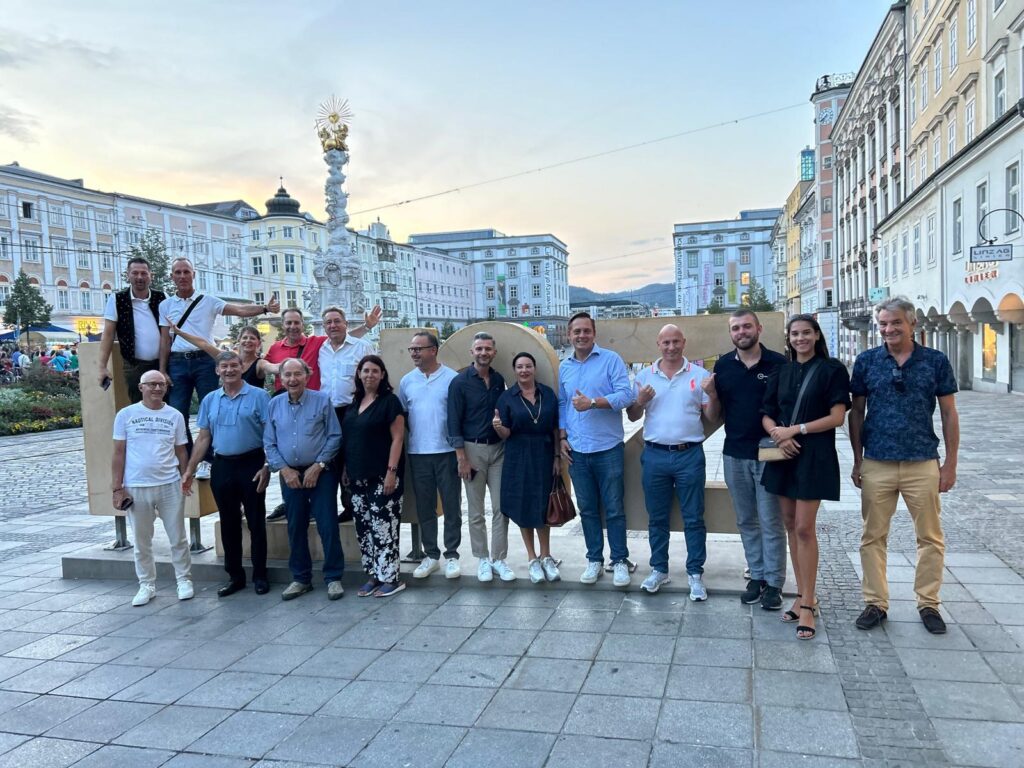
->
xmin=2 ymin=345 xmax=79 ymax=378
xmin=103 ymin=258 xmax=960 ymax=643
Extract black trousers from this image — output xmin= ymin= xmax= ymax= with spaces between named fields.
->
xmin=211 ymin=449 xmax=268 ymax=584
xmin=334 ymin=404 xmax=354 ymax=515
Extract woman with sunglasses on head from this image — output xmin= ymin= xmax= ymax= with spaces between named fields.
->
xmin=492 ymin=351 xmax=562 ymax=584
xmin=164 ymin=319 xmax=279 ymax=387
xmin=761 ymin=314 xmax=850 ymax=640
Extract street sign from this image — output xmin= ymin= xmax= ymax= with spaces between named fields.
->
xmin=970 ymin=243 xmax=1013 ymax=263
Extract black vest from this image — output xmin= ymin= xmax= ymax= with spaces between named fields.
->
xmin=114 ymin=288 xmax=164 ymax=363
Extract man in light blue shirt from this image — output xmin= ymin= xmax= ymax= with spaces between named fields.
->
xmin=558 ymin=312 xmax=634 ymax=587
xmin=183 ymin=351 xmax=271 ymax=598
xmin=264 ymin=358 xmax=344 ymax=601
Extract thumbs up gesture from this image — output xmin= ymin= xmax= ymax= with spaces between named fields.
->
xmin=491 ymin=408 xmax=503 ymax=429
xmin=572 ymin=389 xmax=594 ymax=412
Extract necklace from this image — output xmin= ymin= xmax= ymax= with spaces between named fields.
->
xmin=518 ymin=389 xmax=542 ymax=425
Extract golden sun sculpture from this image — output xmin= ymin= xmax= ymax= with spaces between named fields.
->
xmin=316 ymin=96 xmax=354 ymax=152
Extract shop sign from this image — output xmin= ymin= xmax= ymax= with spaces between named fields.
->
xmin=970 ymin=243 xmax=1013 ymax=263
xmin=964 ymin=261 xmax=999 ymax=285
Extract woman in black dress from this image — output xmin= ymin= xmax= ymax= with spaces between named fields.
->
xmin=761 ymin=314 xmax=850 ymax=640
xmin=492 ymin=352 xmax=562 ymax=584
xmin=342 ymin=354 xmax=406 ymax=597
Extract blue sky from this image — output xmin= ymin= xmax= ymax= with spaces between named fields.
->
xmin=0 ymin=0 xmax=893 ymax=292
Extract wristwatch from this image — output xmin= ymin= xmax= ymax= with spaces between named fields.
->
xmin=317 ymin=461 xmax=328 ymax=470
xmin=387 ymin=465 xmax=399 ymax=473
xmin=799 ymin=423 xmax=808 ymax=435
xmin=589 ymin=398 xmax=597 ymax=410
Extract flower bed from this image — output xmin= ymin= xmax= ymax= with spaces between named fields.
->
xmin=0 ymin=369 xmax=82 ymax=436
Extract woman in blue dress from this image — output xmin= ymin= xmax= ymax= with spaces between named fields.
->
xmin=492 ymin=352 xmax=562 ymax=584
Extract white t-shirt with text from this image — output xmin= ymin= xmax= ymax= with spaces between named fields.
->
xmin=112 ymin=402 xmax=187 ymax=487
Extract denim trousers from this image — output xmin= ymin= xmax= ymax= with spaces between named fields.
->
xmin=641 ymin=444 xmax=706 ymax=575
xmin=723 ymin=455 xmax=786 ymax=587
xmin=167 ymin=354 xmax=219 ymax=460
xmin=282 ymin=467 xmax=344 ymax=585
xmin=568 ymin=443 xmax=628 ymax=564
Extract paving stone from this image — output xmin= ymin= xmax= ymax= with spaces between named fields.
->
xmin=111 ymin=638 xmax=193 ymax=667
xmin=0 ymin=689 xmax=36 ymax=716
xmin=505 ymin=656 xmax=591 ymax=693
xmin=111 ymin=667 xmax=218 ymax=704
xmin=187 ymin=709 xmax=305 ymax=759
xmin=526 ymin=630 xmax=603 ymax=660
xmin=894 ymin=647 xmax=999 ymax=682
xmin=672 ymin=637 xmax=751 ymax=668
xmin=757 ymin=751 xmax=861 ymax=768
xmin=608 ymin=609 xmax=681 ymax=636
xmin=265 ymin=714 xmax=379 ymax=764
xmin=912 ymin=679 xmax=1024 ymax=721
xmin=17 ymin=612 xmax=96 ymax=634
xmin=349 ymin=721 xmax=466 ymax=768
xmin=0 ymin=659 xmax=93 ymax=693
xmin=476 ymin=688 xmax=575 ymax=733
xmin=982 ymin=602 xmax=1024 ymax=625
xmin=178 ymin=670 xmax=282 ymax=709
xmin=228 ymin=644 xmax=319 ymax=675
xmin=291 ymin=646 xmax=381 ymax=679
xmin=0 ymin=631 xmax=47 ymax=656
xmin=394 ymin=624 xmax=473 ymax=653
xmin=0 ymin=736 xmax=98 ymax=768
xmin=394 ymin=683 xmax=494 ymax=725
xmin=963 ymin=623 xmax=1023 ymax=651
xmin=357 ymin=649 xmax=447 ymax=683
xmin=45 ymin=699 xmax=162 ymax=742
xmin=64 ymin=613 xmax=140 ymax=639
xmin=885 ymin=620 xmax=976 ymax=649
xmin=543 ymin=608 xmax=616 ymax=633
xmin=944 ymin=552 xmax=1008 ymax=567
xmin=445 ymin=727 xmax=555 ymax=768
xmin=501 ymin=589 xmax=568 ymax=608
xmin=950 ymin=566 xmax=1024 ymax=585
xmin=330 ymin=621 xmax=412 ymax=650
xmin=0 ymin=693 xmax=97 ymax=735
xmin=53 ymin=634 xmax=145 ymax=663
xmin=649 ymin=742 xmax=752 ymax=768
xmin=0 ymin=731 xmax=26 ymax=754
xmin=758 ymin=706 xmax=859 ymax=758
xmin=656 ymin=699 xmax=753 ymax=748
xmin=165 ymin=639 xmax=263 ymax=672
xmin=115 ymin=704 xmax=233 ymax=751
xmin=558 ymin=592 xmax=626 ymax=611
xmin=51 ymin=662 xmax=154 ymax=699
xmin=944 ymin=600 xmax=996 ymax=624
xmin=965 ymin=583 xmax=1024 ymax=603
xmin=483 ymin=606 xmax=554 ymax=630
xmin=933 ymin=717 xmax=1024 ymax=768
xmin=3 ymin=633 xmax=96 ymax=660
xmin=753 ymin=640 xmax=837 ymax=674
xmin=363 ymin=602 xmax=437 ymax=626
xmin=246 ymin=675 xmax=347 ymax=715
xmin=563 ymin=694 xmax=661 ymax=740
xmin=428 ymin=652 xmax=518 ymax=687
xmin=984 ymin=651 xmax=1024 ymax=684
xmin=752 ymin=669 xmax=848 ymax=711
xmin=597 ymin=632 xmax=675 ymax=664
xmin=665 ymin=664 xmax=751 ymax=703
xmin=271 ymin=618 xmax=354 ymax=646
xmin=161 ymin=755 xmax=256 ymax=768
xmin=884 ymin=599 xmax=957 ymax=624
xmin=544 ymin=734 xmax=650 ymax=768
xmin=678 ymin=611 xmax=752 ymax=639
xmin=318 ymin=680 xmax=418 ymax=719
xmin=441 ymin=589 xmax=510 ymax=606
xmin=59 ymin=744 xmax=174 ymax=768
xmin=581 ymin=660 xmax=668 ymax=698
xmin=420 ymin=603 xmax=496 ymax=628
xmin=460 ymin=628 xmax=537 ymax=656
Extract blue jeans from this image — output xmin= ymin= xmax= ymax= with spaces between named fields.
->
xmin=723 ymin=455 xmax=786 ymax=588
xmin=569 ymin=443 xmax=628 ymax=564
xmin=167 ymin=354 xmax=219 ymax=461
xmin=282 ymin=467 xmax=344 ymax=584
xmin=641 ymin=444 xmax=706 ymax=575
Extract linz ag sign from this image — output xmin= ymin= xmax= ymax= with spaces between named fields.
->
xmin=969 ymin=244 xmax=1013 ymax=263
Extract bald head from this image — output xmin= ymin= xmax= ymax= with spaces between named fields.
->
xmin=138 ymin=370 xmax=168 ymax=406
xmin=656 ymin=324 xmax=686 ymax=363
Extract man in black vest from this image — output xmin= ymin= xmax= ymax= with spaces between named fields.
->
xmin=98 ymin=257 xmax=165 ymax=404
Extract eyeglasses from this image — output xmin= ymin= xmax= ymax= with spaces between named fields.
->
xmin=891 ymin=366 xmax=905 ymax=392
xmin=407 ymin=346 xmax=433 ymax=353
xmin=141 ymin=382 xmax=167 ymax=389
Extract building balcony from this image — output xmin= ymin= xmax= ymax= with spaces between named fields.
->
xmin=379 ymin=282 xmax=398 ymax=293
xmin=377 ymin=251 xmax=396 ymax=263
xmin=840 ymin=297 xmax=872 ymax=329
xmin=383 ymin=309 xmax=399 ymax=319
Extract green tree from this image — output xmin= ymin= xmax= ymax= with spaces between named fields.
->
xmin=424 ymin=321 xmax=435 ymax=329
xmin=743 ymin=277 xmax=776 ymax=312
xmin=3 ymin=270 xmax=52 ymax=331
xmin=396 ymin=315 xmax=411 ymax=329
xmin=124 ymin=230 xmax=171 ymax=293
xmin=440 ymin=320 xmax=455 ymax=340
xmin=705 ymin=299 xmax=725 ymax=314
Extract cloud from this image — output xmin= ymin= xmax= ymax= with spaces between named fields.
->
xmin=627 ymin=236 xmax=667 ymax=247
xmin=0 ymin=105 xmax=38 ymax=143
xmin=0 ymin=28 xmax=119 ymax=69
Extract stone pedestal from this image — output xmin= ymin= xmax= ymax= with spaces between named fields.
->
xmin=215 ymin=518 xmax=363 ymax=565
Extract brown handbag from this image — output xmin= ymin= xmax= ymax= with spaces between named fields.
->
xmin=546 ymin=476 xmax=577 ymax=527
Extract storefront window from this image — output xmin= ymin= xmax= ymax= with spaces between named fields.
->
xmin=982 ymin=323 xmax=998 ymax=381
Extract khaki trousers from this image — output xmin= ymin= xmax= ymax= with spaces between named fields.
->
xmin=126 ymin=480 xmax=192 ymax=587
xmin=859 ymin=458 xmax=944 ymax=611
xmin=462 ymin=441 xmax=509 ymax=561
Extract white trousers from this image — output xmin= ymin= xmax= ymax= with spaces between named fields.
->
xmin=125 ymin=480 xmax=192 ymax=586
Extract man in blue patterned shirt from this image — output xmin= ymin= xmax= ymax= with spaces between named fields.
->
xmin=849 ymin=297 xmax=959 ymax=635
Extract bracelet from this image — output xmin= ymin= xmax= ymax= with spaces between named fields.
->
xmin=112 ymin=488 xmax=122 ymax=492
xmin=387 ymin=466 xmax=399 ymax=473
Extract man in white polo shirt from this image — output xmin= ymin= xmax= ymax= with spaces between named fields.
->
xmin=111 ymin=369 xmax=193 ymax=607
xmin=626 ymin=324 xmax=712 ymax=600
xmin=399 ymin=331 xmax=462 ymax=580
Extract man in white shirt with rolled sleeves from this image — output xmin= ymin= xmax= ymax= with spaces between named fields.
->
xmin=626 ymin=324 xmax=712 ymax=600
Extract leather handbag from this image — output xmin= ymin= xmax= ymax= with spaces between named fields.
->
xmin=758 ymin=360 xmax=821 ymax=463
xmin=546 ymin=476 xmax=577 ymax=527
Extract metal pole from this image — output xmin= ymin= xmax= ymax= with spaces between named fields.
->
xmin=104 ymin=516 xmax=133 ymax=551
xmin=402 ymin=523 xmax=425 ymax=562
xmin=189 ymin=518 xmax=211 ymax=553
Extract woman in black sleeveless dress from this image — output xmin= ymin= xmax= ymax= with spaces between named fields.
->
xmin=761 ymin=314 xmax=850 ymax=640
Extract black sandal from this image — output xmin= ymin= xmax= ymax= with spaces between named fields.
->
xmin=796 ymin=605 xmax=817 ymax=640
xmin=781 ymin=593 xmax=803 ymax=623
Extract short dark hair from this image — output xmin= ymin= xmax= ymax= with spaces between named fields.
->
xmin=729 ymin=308 xmax=760 ymax=325
xmin=412 ymin=331 xmax=439 ymax=349
xmin=281 ymin=307 xmax=304 ymax=322
xmin=353 ymin=354 xmax=394 ymax=401
xmin=322 ymin=306 xmax=346 ymax=320
xmin=568 ymin=312 xmax=595 ymax=331
xmin=512 ymin=351 xmax=536 ymax=367
xmin=126 ymin=257 xmax=151 ymax=271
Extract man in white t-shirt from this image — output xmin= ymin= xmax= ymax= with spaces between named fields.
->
xmin=112 ymin=369 xmax=193 ymax=607
xmin=626 ymin=324 xmax=712 ymax=600
xmin=158 ymin=257 xmax=279 ymax=477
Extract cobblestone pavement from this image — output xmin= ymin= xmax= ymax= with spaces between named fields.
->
xmin=0 ymin=390 xmax=1018 ymax=767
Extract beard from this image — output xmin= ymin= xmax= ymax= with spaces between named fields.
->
xmin=733 ymin=336 xmax=758 ymax=350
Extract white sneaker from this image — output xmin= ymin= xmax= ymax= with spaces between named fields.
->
xmin=477 ymin=558 xmax=493 ymax=582
xmin=413 ymin=557 xmax=439 ymax=579
xmin=580 ymin=561 xmax=603 ymax=584
xmin=445 ymin=558 xmax=461 ymax=579
xmin=641 ymin=570 xmax=671 ymax=594
xmin=688 ymin=573 xmax=708 ymax=602
xmin=492 ymin=559 xmax=516 ymax=582
xmin=195 ymin=461 xmax=212 ymax=480
xmin=541 ymin=556 xmax=561 ymax=582
xmin=132 ymin=584 xmax=156 ymax=607
xmin=612 ymin=562 xmax=631 ymax=588
xmin=176 ymin=579 xmax=194 ymax=600
xmin=528 ymin=559 xmax=545 ymax=584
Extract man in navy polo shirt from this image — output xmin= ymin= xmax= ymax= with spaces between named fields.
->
xmin=849 ymin=296 xmax=959 ymax=635
xmin=703 ymin=309 xmax=788 ymax=611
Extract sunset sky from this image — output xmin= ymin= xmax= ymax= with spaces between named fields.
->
xmin=1 ymin=1 xmax=892 ymax=292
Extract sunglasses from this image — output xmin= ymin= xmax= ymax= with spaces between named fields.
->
xmin=891 ymin=366 xmax=905 ymax=392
